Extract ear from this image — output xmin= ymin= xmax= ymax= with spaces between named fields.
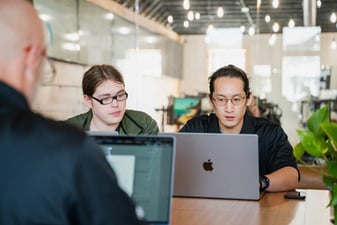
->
xmin=209 ymin=94 xmax=216 ymax=109
xmin=246 ymin=92 xmax=253 ymax=106
xmin=24 ymin=45 xmax=45 ymax=82
xmin=83 ymin=95 xmax=93 ymax=109
xmin=22 ymin=45 xmax=44 ymax=103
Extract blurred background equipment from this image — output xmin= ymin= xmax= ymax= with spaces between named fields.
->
xmin=248 ymin=96 xmax=283 ymax=125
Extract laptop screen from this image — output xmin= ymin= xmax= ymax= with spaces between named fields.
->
xmin=89 ymin=133 xmax=175 ymax=225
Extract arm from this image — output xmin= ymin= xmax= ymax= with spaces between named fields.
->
xmin=265 ymin=166 xmax=299 ymax=192
xmin=257 ymin=121 xmax=300 ymax=192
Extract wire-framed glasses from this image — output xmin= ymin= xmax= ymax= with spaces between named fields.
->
xmin=91 ymin=91 xmax=128 ymax=105
xmin=212 ymin=95 xmax=246 ymax=106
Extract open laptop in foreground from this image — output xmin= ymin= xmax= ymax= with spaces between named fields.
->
xmin=162 ymin=132 xmax=261 ymax=200
xmin=88 ymin=132 xmax=175 ymax=225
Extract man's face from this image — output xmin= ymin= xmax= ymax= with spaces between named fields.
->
xmin=211 ymin=76 xmax=251 ymax=133
xmin=88 ymin=80 xmax=127 ymax=128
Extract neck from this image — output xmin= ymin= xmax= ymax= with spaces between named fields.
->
xmin=90 ymin=118 xmax=119 ymax=132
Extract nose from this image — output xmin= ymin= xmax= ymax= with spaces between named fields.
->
xmin=110 ymin=98 xmax=118 ymax=107
xmin=224 ymin=100 xmax=234 ymax=112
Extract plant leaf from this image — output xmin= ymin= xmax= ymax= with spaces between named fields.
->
xmin=327 ymin=160 xmax=337 ymax=179
xmin=323 ymin=175 xmax=333 ymax=187
xmin=307 ymin=105 xmax=330 ymax=137
xmin=328 ymin=184 xmax=337 ymax=207
xmin=293 ymin=143 xmax=305 ymax=160
xmin=321 ymin=123 xmax=337 ymax=151
xmin=297 ymin=129 xmax=327 ymax=157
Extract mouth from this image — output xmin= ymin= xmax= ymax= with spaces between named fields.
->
xmin=110 ymin=111 xmax=121 ymax=116
xmin=225 ymin=116 xmax=235 ymax=121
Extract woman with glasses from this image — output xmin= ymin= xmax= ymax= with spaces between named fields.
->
xmin=66 ymin=64 xmax=159 ymax=134
xmin=180 ymin=64 xmax=299 ymax=192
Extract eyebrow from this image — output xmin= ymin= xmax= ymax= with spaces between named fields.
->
xmin=214 ymin=94 xmax=244 ymax=98
xmin=96 ymin=90 xmax=125 ymax=97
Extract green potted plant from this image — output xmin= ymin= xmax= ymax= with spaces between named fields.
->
xmin=293 ymin=104 xmax=337 ymax=224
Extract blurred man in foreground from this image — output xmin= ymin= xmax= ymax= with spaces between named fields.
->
xmin=0 ymin=0 xmax=143 ymax=224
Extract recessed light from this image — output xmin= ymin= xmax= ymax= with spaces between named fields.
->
xmin=167 ymin=15 xmax=173 ymax=23
xmin=272 ymin=0 xmax=279 ymax=8
xmin=118 ymin=27 xmax=131 ymax=35
xmin=248 ymin=26 xmax=255 ymax=36
xmin=217 ymin=7 xmax=224 ymax=18
xmin=241 ymin=7 xmax=249 ymax=13
xmin=187 ymin=11 xmax=194 ymax=21
xmin=183 ymin=0 xmax=190 ymax=10
xmin=207 ymin=24 xmax=214 ymax=33
xmin=317 ymin=0 xmax=322 ymax=8
xmin=330 ymin=12 xmax=337 ymax=23
xmin=272 ymin=22 xmax=280 ymax=32
xmin=195 ymin=12 xmax=200 ymax=20
xmin=104 ymin=13 xmax=114 ymax=21
xmin=240 ymin=25 xmax=245 ymax=33
xmin=288 ymin=19 xmax=295 ymax=27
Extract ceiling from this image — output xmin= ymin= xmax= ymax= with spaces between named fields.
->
xmin=112 ymin=0 xmax=337 ymax=35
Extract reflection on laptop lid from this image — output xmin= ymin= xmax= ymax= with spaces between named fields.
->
xmin=88 ymin=133 xmax=175 ymax=225
xmin=163 ymin=132 xmax=261 ymax=200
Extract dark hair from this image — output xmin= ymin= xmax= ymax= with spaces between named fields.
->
xmin=208 ymin=64 xmax=250 ymax=98
xmin=82 ymin=64 xmax=125 ymax=96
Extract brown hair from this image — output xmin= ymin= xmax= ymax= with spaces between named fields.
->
xmin=82 ymin=64 xmax=125 ymax=96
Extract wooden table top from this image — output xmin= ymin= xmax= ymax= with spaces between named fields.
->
xmin=170 ymin=189 xmax=332 ymax=225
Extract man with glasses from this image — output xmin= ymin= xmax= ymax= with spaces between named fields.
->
xmin=180 ymin=64 xmax=299 ymax=192
xmin=66 ymin=64 xmax=159 ymax=134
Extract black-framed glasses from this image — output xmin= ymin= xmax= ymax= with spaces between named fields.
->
xmin=91 ymin=91 xmax=128 ymax=105
xmin=212 ymin=95 xmax=246 ymax=106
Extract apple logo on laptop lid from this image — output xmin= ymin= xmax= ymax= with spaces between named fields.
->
xmin=203 ymin=159 xmax=213 ymax=171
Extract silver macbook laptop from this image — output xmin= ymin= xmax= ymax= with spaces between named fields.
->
xmin=88 ymin=132 xmax=175 ymax=225
xmin=162 ymin=132 xmax=261 ymax=200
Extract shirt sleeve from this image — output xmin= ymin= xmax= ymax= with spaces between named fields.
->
xmin=259 ymin=124 xmax=299 ymax=178
xmin=143 ymin=118 xmax=160 ymax=134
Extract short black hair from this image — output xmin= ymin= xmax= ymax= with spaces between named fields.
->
xmin=208 ymin=64 xmax=250 ymax=98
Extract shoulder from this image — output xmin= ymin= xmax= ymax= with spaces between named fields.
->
xmin=65 ymin=111 xmax=91 ymax=129
xmin=121 ymin=109 xmax=159 ymax=134
xmin=244 ymin=114 xmax=289 ymax=142
xmin=7 ymin=109 xmax=95 ymax=152
xmin=243 ymin=113 xmax=280 ymax=131
xmin=180 ymin=113 xmax=219 ymax=133
xmin=254 ymin=116 xmax=284 ymax=133
xmin=125 ymin=109 xmax=154 ymax=120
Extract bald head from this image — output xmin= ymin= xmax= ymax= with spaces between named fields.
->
xmin=0 ymin=0 xmax=46 ymax=104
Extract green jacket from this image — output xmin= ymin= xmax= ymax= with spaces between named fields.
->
xmin=66 ymin=109 xmax=159 ymax=135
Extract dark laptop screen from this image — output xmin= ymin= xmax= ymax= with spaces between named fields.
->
xmin=89 ymin=134 xmax=175 ymax=225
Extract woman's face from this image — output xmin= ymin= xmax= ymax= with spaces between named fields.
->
xmin=84 ymin=79 xmax=127 ymax=130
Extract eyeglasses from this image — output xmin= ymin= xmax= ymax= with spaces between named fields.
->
xmin=91 ymin=91 xmax=128 ymax=105
xmin=212 ymin=95 xmax=246 ymax=106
